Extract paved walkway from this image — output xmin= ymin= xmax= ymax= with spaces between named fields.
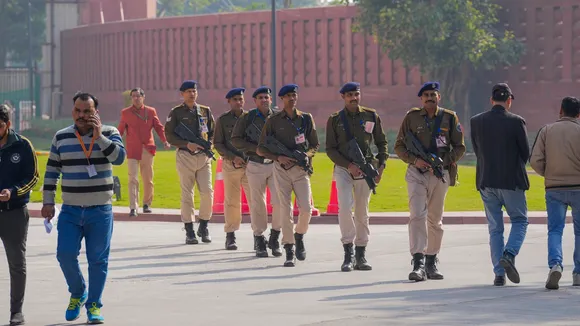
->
xmin=0 ymin=220 xmax=579 ymax=325
xmin=25 ymin=203 xmax=570 ymax=225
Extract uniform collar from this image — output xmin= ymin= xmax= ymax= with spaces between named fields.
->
xmin=228 ymin=108 xmax=245 ymax=118
xmin=343 ymin=106 xmax=362 ymax=116
xmin=420 ymin=106 xmax=440 ymax=117
xmin=491 ymin=104 xmax=506 ymax=111
xmin=557 ymin=116 xmax=580 ymax=124
xmin=280 ymin=107 xmax=302 ymax=118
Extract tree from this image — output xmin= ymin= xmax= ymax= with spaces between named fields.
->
xmin=157 ymin=0 xmax=224 ymax=16
xmin=0 ymin=0 xmax=46 ymax=68
xmin=352 ymin=0 xmax=525 ymax=123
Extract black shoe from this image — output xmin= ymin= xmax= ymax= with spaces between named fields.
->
xmin=283 ymin=244 xmax=296 ymax=267
xmin=10 ymin=312 xmax=25 ymax=325
xmin=143 ymin=205 xmax=152 ymax=213
xmin=184 ymin=223 xmax=199 ymax=245
xmin=268 ymin=229 xmax=283 ymax=257
xmin=254 ymin=236 xmax=258 ymax=251
xmin=225 ymin=232 xmax=238 ymax=250
xmin=294 ymin=233 xmax=306 ymax=261
xmin=494 ymin=275 xmax=506 ymax=286
xmin=341 ymin=243 xmax=354 ymax=272
xmin=354 ymin=246 xmax=372 ymax=271
xmin=499 ymin=252 xmax=520 ymax=284
xmin=408 ymin=253 xmax=427 ymax=282
xmin=425 ymin=254 xmax=444 ymax=280
xmin=255 ymin=235 xmax=269 ymax=258
xmin=197 ymin=219 xmax=212 ymax=243
xmin=129 ymin=209 xmax=138 ymax=217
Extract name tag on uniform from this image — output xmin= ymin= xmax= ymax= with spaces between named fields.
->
xmin=200 ymin=117 xmax=209 ymax=133
xmin=295 ymin=133 xmax=306 ymax=144
xmin=436 ymin=135 xmax=447 ymax=148
xmin=87 ymin=164 xmax=98 ymax=178
xmin=364 ymin=121 xmax=375 ymax=133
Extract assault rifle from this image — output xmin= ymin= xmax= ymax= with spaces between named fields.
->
xmin=263 ymin=135 xmax=313 ymax=174
xmin=174 ymin=122 xmax=216 ymax=160
xmin=227 ymin=140 xmax=248 ymax=168
xmin=346 ymin=139 xmax=379 ymax=194
xmin=404 ymin=131 xmax=445 ymax=182
xmin=246 ymin=122 xmax=262 ymax=144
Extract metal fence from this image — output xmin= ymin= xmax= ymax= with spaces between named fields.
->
xmin=0 ymin=67 xmax=41 ymax=132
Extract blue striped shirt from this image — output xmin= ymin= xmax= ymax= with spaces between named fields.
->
xmin=42 ymin=124 xmax=126 ymax=206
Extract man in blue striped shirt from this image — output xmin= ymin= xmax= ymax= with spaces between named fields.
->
xmin=41 ymin=92 xmax=126 ymax=324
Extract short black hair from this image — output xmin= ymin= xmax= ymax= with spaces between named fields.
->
xmin=0 ymin=104 xmax=10 ymax=123
xmin=73 ymin=91 xmax=99 ymax=108
xmin=130 ymin=87 xmax=145 ymax=96
xmin=492 ymin=90 xmax=510 ymax=102
xmin=561 ymin=96 xmax=580 ymax=117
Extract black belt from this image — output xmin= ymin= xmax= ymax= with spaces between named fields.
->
xmin=0 ymin=202 xmax=25 ymax=213
xmin=248 ymin=156 xmax=273 ymax=164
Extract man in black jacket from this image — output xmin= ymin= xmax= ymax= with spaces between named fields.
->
xmin=0 ymin=104 xmax=39 ymax=325
xmin=470 ymin=83 xmax=530 ymax=287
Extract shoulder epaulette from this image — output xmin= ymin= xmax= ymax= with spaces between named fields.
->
xmin=407 ymin=107 xmax=422 ymax=114
xmin=271 ymin=110 xmax=284 ymax=117
xmin=170 ymin=104 xmax=184 ymax=111
xmin=361 ymin=106 xmax=377 ymax=113
xmin=330 ymin=111 xmax=340 ymax=118
xmin=441 ymin=108 xmax=457 ymax=116
xmin=199 ymin=104 xmax=210 ymax=110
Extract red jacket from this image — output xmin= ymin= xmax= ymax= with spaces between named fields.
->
xmin=117 ymin=105 xmax=167 ymax=160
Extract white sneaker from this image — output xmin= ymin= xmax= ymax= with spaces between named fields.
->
xmin=546 ymin=265 xmax=563 ymax=290
xmin=573 ymin=272 xmax=580 ymax=286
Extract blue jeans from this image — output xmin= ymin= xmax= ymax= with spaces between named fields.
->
xmin=480 ymin=188 xmax=529 ymax=276
xmin=56 ymin=204 xmax=114 ymax=308
xmin=545 ymin=190 xmax=580 ymax=273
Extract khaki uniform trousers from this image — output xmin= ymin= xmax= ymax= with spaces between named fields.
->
xmin=246 ymin=161 xmax=281 ymax=236
xmin=128 ymin=148 xmax=154 ymax=210
xmin=405 ymin=165 xmax=449 ymax=255
xmin=334 ymin=166 xmax=372 ymax=247
xmin=222 ymin=159 xmax=250 ymax=233
xmin=273 ymin=162 xmax=312 ymax=245
xmin=176 ymin=150 xmax=213 ymax=223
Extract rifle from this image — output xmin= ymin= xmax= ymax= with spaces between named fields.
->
xmin=174 ymin=122 xmax=216 ymax=160
xmin=346 ymin=139 xmax=379 ymax=194
xmin=404 ymin=131 xmax=445 ymax=182
xmin=263 ymin=135 xmax=313 ymax=174
xmin=226 ymin=139 xmax=248 ymax=168
xmin=245 ymin=122 xmax=262 ymax=144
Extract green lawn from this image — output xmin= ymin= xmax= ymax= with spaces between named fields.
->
xmin=30 ymin=150 xmax=548 ymax=212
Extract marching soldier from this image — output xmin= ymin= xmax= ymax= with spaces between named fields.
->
xmin=394 ymin=81 xmax=466 ymax=282
xmin=231 ymin=86 xmax=282 ymax=258
xmin=213 ymin=87 xmax=250 ymax=250
xmin=257 ymin=84 xmax=319 ymax=267
xmin=164 ymin=80 xmax=215 ymax=245
xmin=326 ymin=82 xmax=388 ymax=272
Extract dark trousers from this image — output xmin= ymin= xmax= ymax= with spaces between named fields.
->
xmin=0 ymin=206 xmax=29 ymax=313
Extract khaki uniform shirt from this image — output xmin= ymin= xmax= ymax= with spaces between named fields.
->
xmin=164 ymin=103 xmax=215 ymax=150
xmin=394 ymin=107 xmax=465 ymax=167
xmin=257 ymin=108 xmax=319 ymax=164
xmin=213 ymin=109 xmax=246 ymax=161
xmin=326 ymin=106 xmax=388 ymax=169
xmin=231 ymin=107 xmax=274 ymax=163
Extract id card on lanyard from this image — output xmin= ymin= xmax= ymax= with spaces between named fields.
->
xmin=75 ymin=131 xmax=97 ymax=178
xmin=285 ymin=115 xmax=306 ymax=144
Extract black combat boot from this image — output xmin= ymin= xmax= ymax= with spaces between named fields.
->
xmin=294 ymin=233 xmax=306 ymax=261
xmin=425 ymin=254 xmax=444 ymax=280
xmin=184 ymin=223 xmax=199 ymax=245
xmin=284 ymin=244 xmax=296 ymax=267
xmin=225 ymin=232 xmax=237 ymax=250
xmin=354 ymin=246 xmax=372 ymax=271
xmin=197 ymin=219 xmax=212 ymax=243
xmin=255 ymin=235 xmax=269 ymax=258
xmin=268 ymin=229 xmax=282 ymax=257
xmin=409 ymin=253 xmax=426 ymax=282
xmin=341 ymin=243 xmax=354 ymax=272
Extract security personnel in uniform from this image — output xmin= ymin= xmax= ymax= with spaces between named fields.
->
xmin=214 ymin=87 xmax=250 ymax=250
xmin=165 ymin=80 xmax=215 ymax=245
xmin=394 ymin=81 xmax=466 ymax=282
xmin=0 ymin=104 xmax=39 ymax=326
xmin=257 ymin=84 xmax=319 ymax=267
xmin=231 ymin=86 xmax=282 ymax=258
xmin=326 ymin=82 xmax=388 ymax=272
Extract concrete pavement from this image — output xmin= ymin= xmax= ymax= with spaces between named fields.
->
xmin=1 ymin=219 xmax=579 ymax=325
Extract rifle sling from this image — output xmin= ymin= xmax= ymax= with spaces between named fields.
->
xmin=428 ymin=109 xmax=444 ymax=154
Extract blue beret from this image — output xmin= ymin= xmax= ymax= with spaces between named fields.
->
xmin=339 ymin=82 xmax=360 ymax=94
xmin=252 ymin=86 xmax=272 ymax=98
xmin=418 ymin=81 xmax=440 ymax=97
xmin=225 ymin=87 xmax=245 ymax=99
xmin=179 ymin=80 xmax=197 ymax=92
xmin=278 ymin=84 xmax=299 ymax=97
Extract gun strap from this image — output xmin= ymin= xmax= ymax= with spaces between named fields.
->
xmin=339 ymin=110 xmax=354 ymax=141
xmin=428 ymin=109 xmax=444 ymax=154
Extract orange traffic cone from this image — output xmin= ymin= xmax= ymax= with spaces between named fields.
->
xmin=241 ymin=186 xmax=250 ymax=214
xmin=212 ymin=157 xmax=225 ymax=214
xmin=266 ymin=187 xmax=273 ymax=215
xmin=326 ymin=177 xmax=339 ymax=215
xmin=292 ymin=194 xmax=320 ymax=217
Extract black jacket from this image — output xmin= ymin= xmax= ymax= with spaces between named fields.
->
xmin=0 ymin=129 xmax=39 ymax=208
xmin=470 ymin=105 xmax=530 ymax=191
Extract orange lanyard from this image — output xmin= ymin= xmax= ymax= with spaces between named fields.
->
xmin=75 ymin=131 xmax=95 ymax=163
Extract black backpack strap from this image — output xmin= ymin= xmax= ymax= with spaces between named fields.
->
xmin=339 ymin=110 xmax=353 ymax=140
xmin=428 ymin=109 xmax=444 ymax=154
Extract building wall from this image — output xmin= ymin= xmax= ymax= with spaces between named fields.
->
xmin=60 ymin=0 xmax=580 ymax=131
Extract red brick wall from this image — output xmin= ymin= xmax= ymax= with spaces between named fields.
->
xmin=61 ymin=1 xmax=580 ymax=132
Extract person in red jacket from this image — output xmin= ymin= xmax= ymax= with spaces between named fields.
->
xmin=118 ymin=87 xmax=170 ymax=216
